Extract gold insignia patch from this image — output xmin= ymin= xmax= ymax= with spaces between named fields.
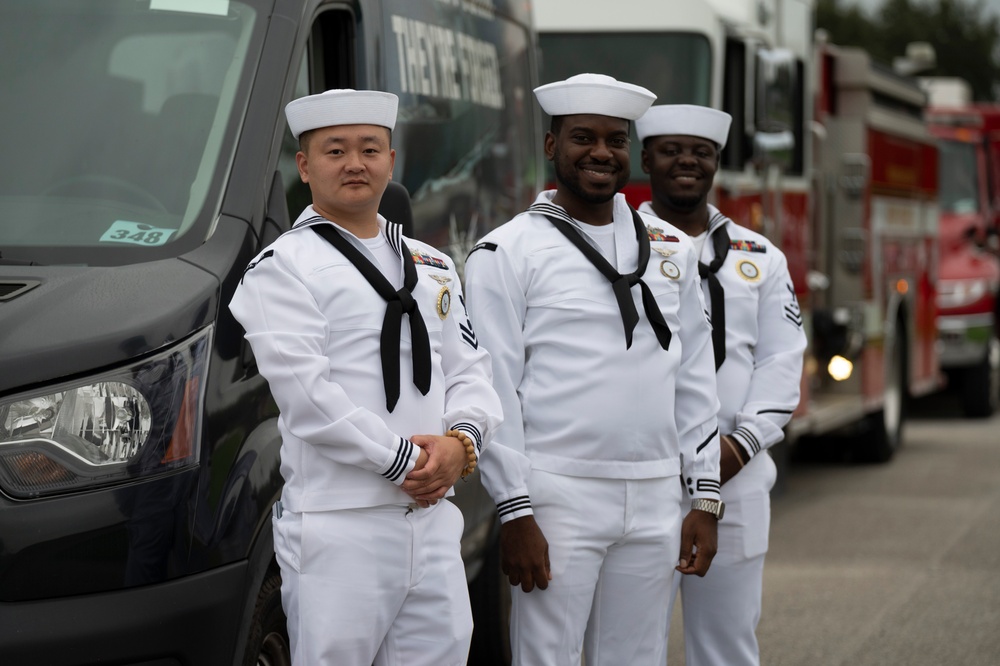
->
xmin=437 ymin=286 xmax=452 ymax=319
xmin=736 ymin=259 xmax=761 ymax=282
xmin=653 ymin=246 xmax=676 ymax=258
xmin=429 ymin=274 xmax=452 ymax=286
xmin=660 ymin=260 xmax=681 ymax=280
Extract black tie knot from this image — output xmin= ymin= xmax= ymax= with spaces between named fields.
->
xmin=625 ymin=273 xmax=641 ymax=287
xmin=395 ymin=288 xmax=417 ymax=313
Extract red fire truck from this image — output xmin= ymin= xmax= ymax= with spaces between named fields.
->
xmin=924 ymin=102 xmax=1000 ymax=417
xmin=535 ymin=0 xmax=942 ymax=461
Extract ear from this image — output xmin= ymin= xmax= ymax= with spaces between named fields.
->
xmin=388 ymin=148 xmax=396 ymax=179
xmin=641 ymin=148 xmax=651 ymax=174
xmin=295 ymin=151 xmax=309 ymax=184
xmin=544 ymin=132 xmax=556 ymax=161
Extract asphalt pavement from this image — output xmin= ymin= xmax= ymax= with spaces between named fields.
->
xmin=667 ymin=390 xmax=1000 ymax=665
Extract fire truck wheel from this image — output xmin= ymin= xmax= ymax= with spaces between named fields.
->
xmin=960 ymin=335 xmax=1000 ymax=418
xmin=857 ymin=325 xmax=908 ymax=463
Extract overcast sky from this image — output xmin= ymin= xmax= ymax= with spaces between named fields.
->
xmin=847 ymin=0 xmax=1000 ymax=18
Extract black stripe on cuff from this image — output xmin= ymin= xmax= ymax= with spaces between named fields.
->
xmin=696 ymin=479 xmax=721 ymax=494
xmin=382 ymin=437 xmax=414 ymax=482
xmin=732 ymin=426 xmax=761 ymax=455
xmin=497 ymin=495 xmax=532 ymax=518
xmin=451 ymin=422 xmax=483 ymax=453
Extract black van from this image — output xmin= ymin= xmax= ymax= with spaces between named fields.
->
xmin=0 ymin=1 xmax=540 ymax=663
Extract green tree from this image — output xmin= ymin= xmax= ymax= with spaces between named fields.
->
xmin=817 ymin=0 xmax=1000 ymax=101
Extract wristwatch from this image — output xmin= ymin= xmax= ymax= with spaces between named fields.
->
xmin=691 ymin=498 xmax=725 ymax=520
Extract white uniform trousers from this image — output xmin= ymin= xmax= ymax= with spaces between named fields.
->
xmin=273 ymin=500 xmax=471 ymax=666
xmin=510 ymin=470 xmax=682 ymax=666
xmin=667 ymin=491 xmax=771 ymax=666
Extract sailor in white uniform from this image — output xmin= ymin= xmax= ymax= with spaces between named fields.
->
xmin=229 ymin=89 xmax=502 ymax=666
xmin=464 ymin=74 xmax=723 ymax=666
xmin=636 ymin=104 xmax=807 ymax=666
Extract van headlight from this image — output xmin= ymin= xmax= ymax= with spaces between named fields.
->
xmin=0 ymin=328 xmax=211 ymax=499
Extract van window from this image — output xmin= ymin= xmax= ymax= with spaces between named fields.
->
xmin=0 ymin=1 xmax=260 ymax=264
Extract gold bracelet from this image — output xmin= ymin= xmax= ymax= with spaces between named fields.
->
xmin=724 ymin=436 xmax=746 ymax=469
xmin=446 ymin=429 xmax=477 ymax=478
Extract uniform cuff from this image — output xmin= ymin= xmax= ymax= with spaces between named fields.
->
xmin=730 ymin=425 xmax=763 ymax=462
xmin=449 ymin=421 xmax=484 ymax=456
xmin=496 ymin=493 xmax=533 ymax=524
xmin=378 ymin=437 xmax=419 ymax=486
xmin=684 ymin=475 xmax=721 ymax=500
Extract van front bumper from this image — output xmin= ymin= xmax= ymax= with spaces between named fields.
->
xmin=0 ymin=561 xmax=248 ymax=666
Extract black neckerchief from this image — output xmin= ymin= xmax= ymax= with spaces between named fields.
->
xmin=527 ymin=201 xmax=672 ymax=351
xmin=310 ymin=222 xmax=431 ymax=412
xmin=698 ymin=214 xmax=731 ymax=371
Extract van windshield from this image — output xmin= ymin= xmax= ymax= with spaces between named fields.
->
xmin=538 ymin=32 xmax=712 ymax=179
xmin=0 ymin=1 xmax=259 ymax=265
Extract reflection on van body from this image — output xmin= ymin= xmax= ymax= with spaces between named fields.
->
xmin=0 ymin=1 xmax=541 ymax=664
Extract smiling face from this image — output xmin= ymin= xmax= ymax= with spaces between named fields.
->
xmin=546 ymin=114 xmax=631 ymax=218
xmin=295 ymin=124 xmax=395 ymax=228
xmin=642 ymin=134 xmax=719 ymax=215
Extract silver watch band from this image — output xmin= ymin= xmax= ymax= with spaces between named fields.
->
xmin=691 ymin=498 xmax=725 ymax=520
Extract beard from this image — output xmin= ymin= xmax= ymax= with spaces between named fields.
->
xmin=659 ymin=190 xmax=704 ymax=213
xmin=552 ymin=146 xmax=629 ymax=205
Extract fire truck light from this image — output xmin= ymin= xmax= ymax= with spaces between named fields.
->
xmin=828 ymin=355 xmax=854 ymax=381
xmin=895 ymin=279 xmax=909 ymax=295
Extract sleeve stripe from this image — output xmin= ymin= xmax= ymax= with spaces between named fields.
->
xmin=732 ymin=426 xmax=761 ymax=455
xmin=696 ymin=427 xmax=719 ymax=454
xmin=497 ymin=495 xmax=532 ymax=517
xmin=696 ymin=479 xmax=721 ymax=494
xmin=450 ymin=422 xmax=483 ymax=453
xmin=382 ymin=437 xmax=413 ymax=482
xmin=758 ymin=408 xmax=794 ymax=415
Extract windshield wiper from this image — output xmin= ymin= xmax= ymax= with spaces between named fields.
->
xmin=0 ymin=251 xmax=43 ymax=266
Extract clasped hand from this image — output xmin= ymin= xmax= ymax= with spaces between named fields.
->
xmin=400 ymin=434 xmax=467 ymax=507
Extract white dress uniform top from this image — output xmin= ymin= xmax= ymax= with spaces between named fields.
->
xmin=468 ymin=192 xmax=721 ymax=510
xmin=229 ymin=89 xmax=502 ymax=666
xmin=231 ymin=209 xmax=499 ymax=512
xmin=465 ymin=190 xmax=722 ymax=665
xmin=639 ymin=199 xmax=806 ymax=666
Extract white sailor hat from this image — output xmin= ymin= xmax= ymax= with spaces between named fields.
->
xmin=533 ymin=73 xmax=656 ymax=121
xmin=285 ymin=89 xmax=399 ymax=139
xmin=636 ymin=104 xmax=733 ymax=149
